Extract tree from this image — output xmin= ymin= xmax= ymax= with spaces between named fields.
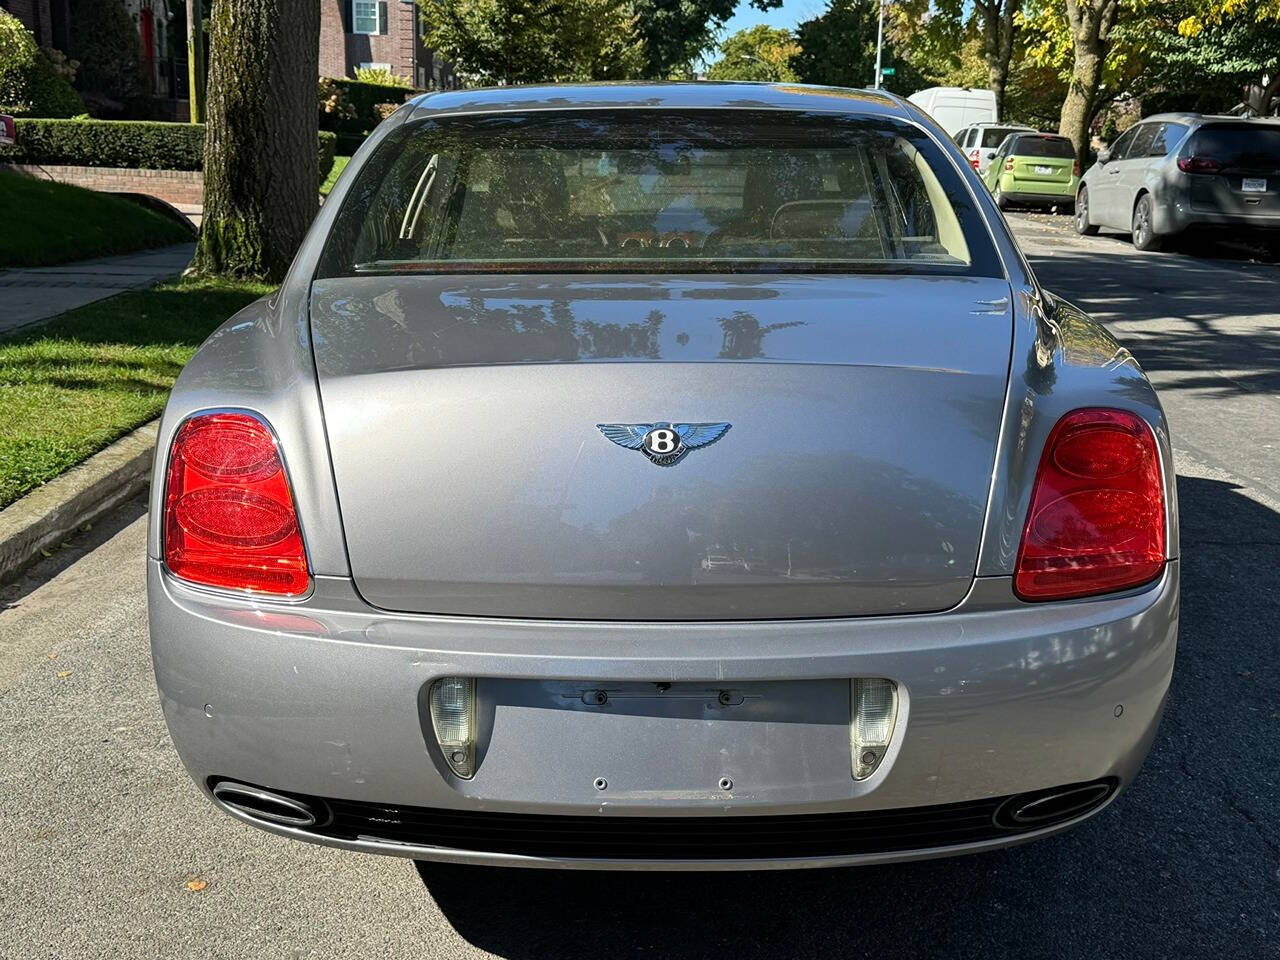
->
xmin=793 ymin=0 xmax=920 ymax=92
xmin=633 ymin=0 xmax=781 ymax=79
xmin=68 ymin=0 xmax=146 ymax=113
xmin=418 ymin=0 xmax=646 ymax=84
xmin=706 ymin=25 xmax=800 ymax=81
xmin=1058 ymin=0 xmax=1121 ymax=161
xmin=890 ymin=0 xmax=1021 ymax=116
xmin=0 ymin=10 xmax=84 ymax=118
xmin=192 ymin=0 xmax=320 ymax=280
xmin=1176 ymin=0 xmax=1280 ymax=114
xmin=975 ymin=0 xmax=1022 ymax=116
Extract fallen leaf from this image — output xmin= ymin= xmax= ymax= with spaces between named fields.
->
xmin=186 ymin=879 xmax=207 ymax=892
xmin=47 ymin=652 xmax=58 ymax=660
xmin=56 ymin=670 xmax=71 ymax=679
xmin=40 ymin=549 xmax=53 ymax=558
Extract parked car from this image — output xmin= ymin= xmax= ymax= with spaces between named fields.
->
xmin=983 ymin=132 xmax=1080 ymax=211
xmin=954 ymin=122 xmax=1036 ymax=174
xmin=907 ymin=86 xmax=998 ymax=136
xmin=148 ymin=83 xmax=1177 ymax=872
xmin=1076 ymin=113 xmax=1280 ymax=251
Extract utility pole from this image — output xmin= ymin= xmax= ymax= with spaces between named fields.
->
xmin=873 ymin=0 xmax=885 ymax=88
xmin=186 ymin=0 xmax=206 ymax=124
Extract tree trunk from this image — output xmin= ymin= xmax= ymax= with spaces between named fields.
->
xmin=192 ymin=0 xmax=320 ymax=280
xmin=1058 ymin=0 xmax=1120 ymax=170
xmin=977 ymin=0 xmax=1019 ymax=121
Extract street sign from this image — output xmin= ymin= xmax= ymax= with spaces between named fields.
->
xmin=881 ymin=67 xmax=896 ymax=76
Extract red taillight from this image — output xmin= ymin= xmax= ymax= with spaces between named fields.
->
xmin=1073 ymin=159 xmax=1081 ymax=176
xmin=1004 ymin=158 xmax=1014 ymax=172
xmin=1177 ymin=155 xmax=1221 ymax=174
xmin=969 ymin=149 xmax=980 ymax=170
xmin=163 ymin=413 xmax=310 ymax=596
xmin=1014 ymin=409 xmax=1165 ymax=601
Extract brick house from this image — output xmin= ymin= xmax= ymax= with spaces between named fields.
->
xmin=319 ymin=0 xmax=458 ymax=90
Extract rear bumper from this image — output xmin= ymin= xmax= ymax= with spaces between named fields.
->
xmin=149 ymin=559 xmax=1178 ymax=869
xmin=1004 ymin=186 xmax=1076 ymax=205
xmin=1163 ymin=198 xmax=1280 ymax=234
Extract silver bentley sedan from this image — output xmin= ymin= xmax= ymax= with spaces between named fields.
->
xmin=148 ymin=83 xmax=1178 ymax=871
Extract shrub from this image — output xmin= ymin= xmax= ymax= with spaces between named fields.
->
xmin=0 ymin=10 xmax=85 ymax=118
xmin=353 ymin=66 xmax=413 ymax=88
xmin=2 ymin=119 xmax=339 ymax=186
xmin=68 ymin=0 xmax=146 ymax=108
xmin=318 ymin=76 xmax=413 ymax=143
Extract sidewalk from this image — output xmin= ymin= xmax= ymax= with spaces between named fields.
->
xmin=0 ymin=243 xmax=195 ymax=336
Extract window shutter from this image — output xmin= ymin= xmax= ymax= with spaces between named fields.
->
xmin=342 ymin=0 xmax=352 ymax=32
xmin=378 ymin=1 xmax=387 ymax=33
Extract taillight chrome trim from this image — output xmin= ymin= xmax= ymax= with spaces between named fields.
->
xmin=160 ymin=407 xmax=315 ymax=602
xmin=1013 ymin=407 xmax=1168 ymax=603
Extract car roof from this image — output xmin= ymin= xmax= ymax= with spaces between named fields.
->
xmin=406 ymin=82 xmax=913 ymax=122
xmin=1141 ymin=112 xmax=1280 ymax=126
xmin=964 ymin=122 xmax=1034 ymax=129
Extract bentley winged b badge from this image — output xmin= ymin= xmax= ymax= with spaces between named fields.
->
xmin=597 ymin=422 xmax=731 ymax=466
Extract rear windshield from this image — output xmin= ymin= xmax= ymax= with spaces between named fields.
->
xmin=981 ymin=127 xmax=1024 ymax=148
xmin=1012 ymin=136 xmax=1074 ymax=158
xmin=317 ymin=111 xmax=1001 ymax=278
xmin=1190 ymin=124 xmax=1280 ymax=171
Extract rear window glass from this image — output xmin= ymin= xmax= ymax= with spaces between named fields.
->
xmin=1012 ymin=136 xmax=1074 ymax=158
xmin=981 ymin=127 xmax=1023 ymax=148
xmin=318 ymin=111 xmax=1001 ymax=279
xmin=1190 ymin=124 xmax=1280 ymax=170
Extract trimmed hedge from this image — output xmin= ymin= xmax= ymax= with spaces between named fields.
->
xmin=1 ymin=120 xmax=338 ymax=184
xmin=319 ymin=76 xmax=413 ymax=140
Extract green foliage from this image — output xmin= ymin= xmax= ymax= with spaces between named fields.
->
xmin=0 ymin=169 xmax=192 ymax=268
xmin=68 ymin=0 xmax=147 ymax=108
xmin=353 ymin=66 xmax=413 ymax=88
xmin=320 ymin=156 xmax=351 ymax=197
xmin=1 ymin=120 xmax=337 ymax=186
xmin=319 ymin=77 xmax=412 ymax=140
xmin=706 ymin=25 xmax=800 ymax=81
xmin=417 ymin=0 xmax=647 ymax=83
xmin=792 ymin=0 xmax=920 ymax=92
xmin=0 ymin=10 xmax=85 ymax=117
xmin=635 ymin=0 xmax=781 ymax=78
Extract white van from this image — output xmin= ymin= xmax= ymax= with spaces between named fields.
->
xmin=907 ymin=87 xmax=998 ymax=137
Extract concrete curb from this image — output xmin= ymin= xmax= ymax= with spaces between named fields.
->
xmin=0 ymin=422 xmax=158 ymax=584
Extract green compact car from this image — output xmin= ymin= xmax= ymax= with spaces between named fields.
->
xmin=983 ymin=132 xmax=1080 ymax=211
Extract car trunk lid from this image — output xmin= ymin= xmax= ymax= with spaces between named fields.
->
xmin=309 ymin=274 xmax=1013 ymax=620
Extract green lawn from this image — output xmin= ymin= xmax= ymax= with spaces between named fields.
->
xmin=0 ymin=170 xmax=194 ymax=268
xmin=0 ymin=278 xmax=273 ymax=509
xmin=320 ymin=155 xmax=350 ymax=197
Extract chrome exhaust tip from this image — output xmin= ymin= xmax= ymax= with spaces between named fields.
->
xmin=995 ymin=779 xmax=1116 ymax=830
xmin=210 ymin=780 xmax=327 ymax=829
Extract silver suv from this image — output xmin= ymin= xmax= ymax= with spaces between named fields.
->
xmin=1076 ymin=113 xmax=1280 ymax=251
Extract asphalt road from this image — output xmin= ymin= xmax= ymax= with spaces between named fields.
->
xmin=1 ymin=216 xmax=1277 ymax=959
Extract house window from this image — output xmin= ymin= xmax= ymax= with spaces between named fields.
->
xmin=352 ymin=0 xmax=379 ymax=34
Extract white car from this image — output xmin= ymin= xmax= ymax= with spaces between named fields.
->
xmin=954 ymin=123 xmax=1036 ymax=175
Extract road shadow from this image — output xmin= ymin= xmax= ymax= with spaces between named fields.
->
xmin=1028 ymin=247 xmax=1280 ymax=397
xmin=416 ymin=475 xmax=1279 ymax=960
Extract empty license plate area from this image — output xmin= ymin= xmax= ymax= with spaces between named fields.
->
xmin=457 ymin=679 xmax=856 ymax=806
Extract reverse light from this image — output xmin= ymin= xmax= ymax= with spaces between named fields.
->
xmin=1014 ymin=408 xmax=1166 ymax=601
xmin=851 ymin=678 xmax=898 ymax=780
xmin=163 ymin=412 xmax=310 ymax=596
xmin=429 ymin=677 xmax=477 ymax=779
